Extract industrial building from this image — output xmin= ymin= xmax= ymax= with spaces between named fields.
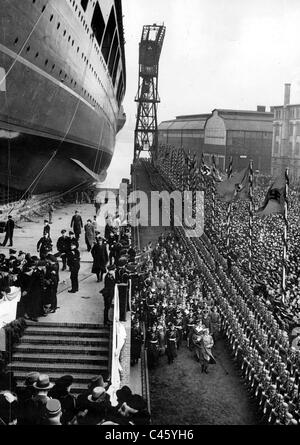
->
xmin=158 ymin=107 xmax=274 ymax=173
xmin=272 ymin=84 xmax=300 ymax=181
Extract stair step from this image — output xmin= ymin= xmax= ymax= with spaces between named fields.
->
xmin=8 ymin=362 xmax=106 ymax=374
xmin=25 ymin=321 xmax=105 ymax=329
xmin=24 ymin=327 xmax=109 ymax=338
xmin=19 ymin=335 xmax=109 ymax=346
xmin=14 ymin=344 xmax=109 ymax=356
xmin=12 ymin=353 xmax=108 ymax=365
xmin=14 ymin=371 xmax=105 ymax=385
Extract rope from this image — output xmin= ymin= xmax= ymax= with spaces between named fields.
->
xmin=0 ymin=6 xmax=46 ymax=89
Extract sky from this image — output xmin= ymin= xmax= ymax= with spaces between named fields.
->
xmin=102 ymin=0 xmax=300 ymax=187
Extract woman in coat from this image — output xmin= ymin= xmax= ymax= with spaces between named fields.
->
xmin=91 ymin=237 xmax=108 ymax=282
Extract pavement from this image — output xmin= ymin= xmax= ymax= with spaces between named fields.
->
xmin=0 ymin=203 xmax=104 ymax=325
xmin=149 ymin=338 xmax=260 ymax=425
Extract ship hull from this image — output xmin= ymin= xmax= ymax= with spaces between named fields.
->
xmin=0 ymin=0 xmax=126 ymax=195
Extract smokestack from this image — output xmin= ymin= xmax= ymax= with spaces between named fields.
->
xmin=257 ymin=106 xmax=266 ymax=112
xmin=284 ymin=83 xmax=291 ymax=106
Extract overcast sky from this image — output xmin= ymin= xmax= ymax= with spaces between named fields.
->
xmin=102 ymin=0 xmax=300 ymax=187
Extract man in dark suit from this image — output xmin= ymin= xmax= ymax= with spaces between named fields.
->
xmin=37 ymin=233 xmax=53 ymax=260
xmin=70 ymin=211 xmax=83 ymax=241
xmin=1 ymin=215 xmax=15 ymax=247
xmin=56 ymin=230 xmax=69 ymax=271
xmin=100 ymin=265 xmax=116 ymax=326
xmin=67 ymin=231 xmax=79 ymax=250
xmin=67 ymin=243 xmax=80 ymax=293
xmin=43 ymin=220 xmax=51 ymax=237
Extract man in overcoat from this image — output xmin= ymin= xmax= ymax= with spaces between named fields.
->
xmin=70 ymin=211 xmax=83 ymax=241
xmin=1 ymin=215 xmax=15 ymax=247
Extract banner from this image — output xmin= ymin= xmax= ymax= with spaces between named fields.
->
xmin=0 ymin=287 xmax=21 ymax=327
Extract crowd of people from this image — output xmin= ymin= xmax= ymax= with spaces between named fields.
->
xmin=0 ymin=203 xmax=152 ymax=425
xmin=2 ymin=156 xmax=300 ymax=424
xmin=155 ymin=151 xmax=300 ymax=334
xmin=213 ymin=186 xmax=300 ymax=331
xmin=0 ymin=371 xmax=149 ymax=425
xmin=149 ymin=156 xmax=300 ymax=424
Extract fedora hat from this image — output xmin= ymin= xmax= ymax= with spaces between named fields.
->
xmin=25 ymin=372 xmax=40 ymax=387
xmin=88 ymin=375 xmax=105 ymax=389
xmin=88 ymin=386 xmax=106 ymax=402
xmin=33 ymin=374 xmax=54 ymax=390
xmin=45 ymin=399 xmax=61 ymax=417
xmin=55 ymin=374 xmax=73 ymax=389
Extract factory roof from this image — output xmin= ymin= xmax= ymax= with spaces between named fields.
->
xmin=159 ymin=109 xmax=273 ymax=132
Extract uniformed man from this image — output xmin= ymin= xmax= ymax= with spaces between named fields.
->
xmin=56 ymin=230 xmax=69 ymax=271
xmin=166 ymin=323 xmax=177 ymax=365
xmin=37 ymin=233 xmax=53 ymax=260
xmin=67 ymin=243 xmax=80 ymax=293
xmin=101 ymin=264 xmax=116 ymax=326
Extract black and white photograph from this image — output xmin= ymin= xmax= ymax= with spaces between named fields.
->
xmin=0 ymin=0 xmax=300 ymax=431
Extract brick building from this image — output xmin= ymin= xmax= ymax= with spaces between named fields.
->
xmin=272 ymin=84 xmax=300 ymax=181
xmin=158 ymin=107 xmax=274 ymax=173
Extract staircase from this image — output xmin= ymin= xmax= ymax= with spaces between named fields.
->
xmin=7 ymin=322 xmax=111 ymax=395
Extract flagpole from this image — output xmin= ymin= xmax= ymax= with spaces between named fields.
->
xmin=211 ymin=155 xmax=217 ymax=241
xmin=226 ymin=157 xmax=233 ymax=257
xmin=282 ymin=167 xmax=289 ymax=305
xmin=248 ymin=159 xmax=254 ymax=274
xmin=180 ymin=147 xmax=185 ymax=192
xmin=200 ymin=153 xmax=206 ymax=190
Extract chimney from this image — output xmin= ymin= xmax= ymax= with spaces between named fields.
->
xmin=284 ymin=83 xmax=291 ymax=106
xmin=257 ymin=105 xmax=266 ymax=112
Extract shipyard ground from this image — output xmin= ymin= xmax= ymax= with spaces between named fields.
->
xmin=0 ymin=203 xmax=103 ymax=325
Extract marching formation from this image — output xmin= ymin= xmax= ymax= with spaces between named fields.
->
xmin=131 ymin=232 xmax=218 ymax=374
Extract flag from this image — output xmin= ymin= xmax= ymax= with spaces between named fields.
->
xmin=257 ymin=173 xmax=287 ymax=216
xmin=211 ymin=167 xmax=223 ymax=182
xmin=216 ymin=167 xmax=250 ymax=202
xmin=201 ymin=164 xmax=211 ymax=176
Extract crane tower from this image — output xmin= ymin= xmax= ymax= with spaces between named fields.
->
xmin=134 ymin=24 xmax=166 ymax=161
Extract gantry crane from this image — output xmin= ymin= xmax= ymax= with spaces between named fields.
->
xmin=134 ymin=24 xmax=166 ymax=162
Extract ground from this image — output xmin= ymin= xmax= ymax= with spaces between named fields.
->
xmin=149 ymin=337 xmax=260 ymax=425
xmin=0 ymin=202 xmax=104 ymax=324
